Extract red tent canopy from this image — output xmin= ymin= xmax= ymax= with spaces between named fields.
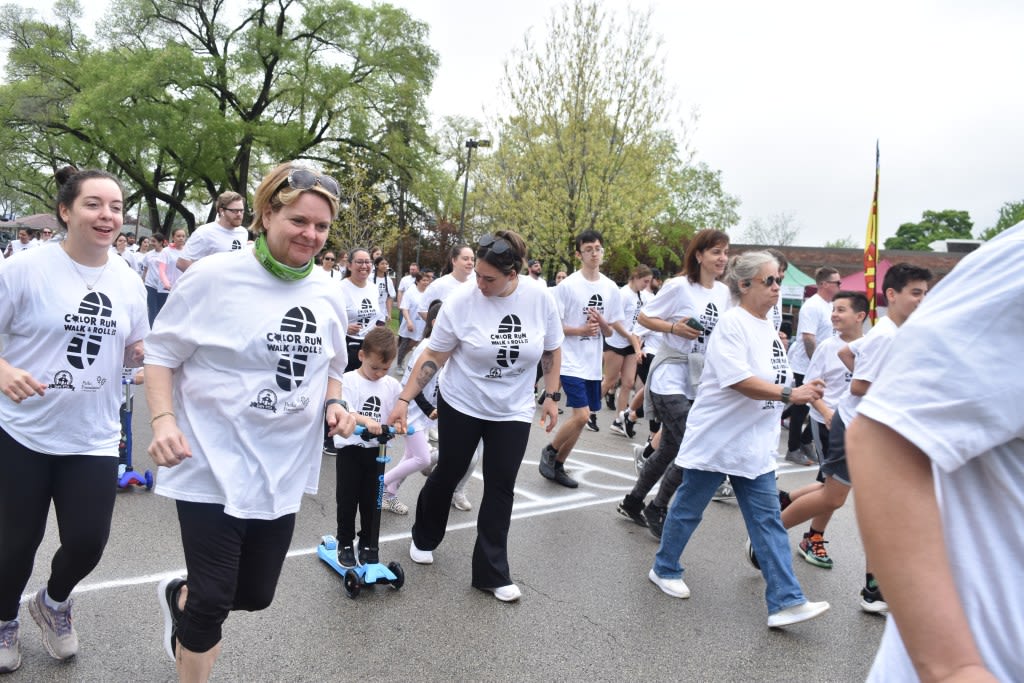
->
xmin=840 ymin=259 xmax=892 ymax=306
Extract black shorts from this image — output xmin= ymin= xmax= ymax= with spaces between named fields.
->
xmin=820 ymin=412 xmax=850 ymax=486
xmin=602 ymin=340 xmax=632 ymax=357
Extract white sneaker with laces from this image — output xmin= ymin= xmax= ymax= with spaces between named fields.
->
xmin=382 ymin=495 xmax=409 ymax=515
xmin=409 ymin=540 xmax=434 ymax=564
xmin=0 ymin=619 xmax=20 ymax=674
xmin=485 ymin=584 xmax=522 ymax=602
xmin=28 ymin=588 xmax=77 ymax=660
xmin=767 ymin=600 xmax=830 ymax=628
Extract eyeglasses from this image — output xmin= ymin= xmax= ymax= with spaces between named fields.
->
xmin=579 ymin=246 xmax=604 ymax=256
xmin=282 ymin=167 xmax=340 ymax=198
xmin=824 ymin=279 xmax=842 ymax=286
xmin=479 ymin=234 xmax=512 ymax=255
xmin=42 ymin=230 xmax=53 ymax=235
xmin=746 ymin=275 xmax=782 ymax=288
xmin=352 ymin=259 xmax=373 ymax=266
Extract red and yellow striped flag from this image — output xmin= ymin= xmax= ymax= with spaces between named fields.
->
xmin=864 ymin=141 xmax=880 ymax=324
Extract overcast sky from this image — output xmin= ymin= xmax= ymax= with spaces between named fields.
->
xmin=14 ymin=0 xmax=1024 ymax=246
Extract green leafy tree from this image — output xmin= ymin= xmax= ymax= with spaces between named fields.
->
xmin=0 ymin=0 xmax=437 ymax=235
xmin=884 ymin=209 xmax=973 ymax=251
xmin=476 ymin=0 xmax=737 ymax=274
xmin=824 ymin=235 xmax=859 ymax=249
xmin=979 ymin=199 xmax=1024 ymax=240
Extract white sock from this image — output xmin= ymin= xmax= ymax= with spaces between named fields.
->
xmin=42 ymin=590 xmax=68 ymax=611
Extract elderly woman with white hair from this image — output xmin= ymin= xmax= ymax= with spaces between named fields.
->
xmin=647 ymin=250 xmax=831 ymax=629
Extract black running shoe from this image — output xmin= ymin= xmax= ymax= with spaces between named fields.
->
xmin=338 ymin=545 xmax=358 ymax=569
xmin=616 ymin=495 xmax=648 ymax=527
xmin=643 ymin=503 xmax=667 ymax=540
xmin=585 ymin=414 xmax=599 ymax=432
xmin=358 ymin=545 xmax=379 ymax=565
xmin=552 ymin=462 xmax=578 ymax=488
xmin=605 ymin=391 xmax=616 ymax=411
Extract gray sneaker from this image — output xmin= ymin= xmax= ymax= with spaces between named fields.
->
xmin=28 ymin=588 xmax=77 ymax=660
xmin=538 ymin=444 xmax=558 ymax=480
xmin=784 ymin=449 xmax=815 ymax=466
xmin=0 ymin=619 xmax=20 ymax=673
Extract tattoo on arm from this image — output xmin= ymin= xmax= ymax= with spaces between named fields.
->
xmin=541 ymin=350 xmax=554 ymax=375
xmin=416 ymin=361 xmax=438 ymax=392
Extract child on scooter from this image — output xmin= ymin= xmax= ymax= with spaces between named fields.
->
xmin=332 ymin=327 xmax=402 ymax=568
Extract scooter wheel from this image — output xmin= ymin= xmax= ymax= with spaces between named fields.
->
xmin=343 ymin=569 xmax=361 ymax=598
xmin=388 ymin=562 xmax=405 ymax=590
xmin=144 ymin=470 xmax=154 ymax=490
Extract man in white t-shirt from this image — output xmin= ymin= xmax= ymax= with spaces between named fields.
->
xmin=785 ymin=266 xmax=841 ymax=465
xmin=4 ymin=228 xmax=38 ymax=258
xmin=395 ymin=262 xmax=419 ymax=309
xmin=849 ymin=224 xmax=1023 ymax=683
xmin=526 ymin=258 xmax=544 ymax=283
xmin=177 ymin=191 xmax=248 ymax=271
xmin=539 ymin=230 xmax=626 ymax=488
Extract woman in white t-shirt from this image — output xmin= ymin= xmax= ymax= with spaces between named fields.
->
xmin=112 ymin=233 xmax=141 ymax=276
xmin=396 ymin=269 xmax=432 ymax=368
xmin=418 ymin=243 xmax=475 ymax=318
xmin=648 ymin=251 xmax=830 ymax=629
xmin=388 ymin=231 xmax=564 ymax=603
xmin=602 ymin=264 xmax=651 ymax=429
xmin=0 ymin=167 xmax=147 ymax=671
xmin=372 ymin=255 xmax=396 ymax=326
xmin=618 ymin=230 xmax=731 ymax=531
xmin=338 ymin=247 xmax=381 ymax=372
xmin=145 ymin=162 xmax=356 ymax=681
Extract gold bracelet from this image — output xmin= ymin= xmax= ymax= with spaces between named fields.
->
xmin=150 ymin=411 xmax=175 ymax=425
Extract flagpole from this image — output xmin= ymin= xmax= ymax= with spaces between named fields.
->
xmin=864 ymin=141 xmax=880 ymax=325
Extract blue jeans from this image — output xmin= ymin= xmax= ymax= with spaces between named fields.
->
xmin=652 ymin=468 xmax=806 ymax=615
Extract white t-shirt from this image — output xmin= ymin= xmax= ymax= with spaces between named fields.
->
xmin=674 ymin=306 xmax=791 ymax=478
xmin=398 ymin=286 xmax=428 ymax=341
xmin=143 ymin=249 xmax=166 ymax=291
xmin=402 ymin=341 xmax=438 ymax=431
xmin=789 ymin=293 xmax=833 ymax=374
xmin=804 ymin=334 xmax=853 ymax=424
xmin=420 ymin=273 xmax=467 ymax=309
xmin=644 ymin=277 xmax=731 ymax=398
xmin=179 ymin=222 xmax=248 ymax=264
xmin=397 ymin=274 xmax=415 ymax=300
xmin=0 ymin=243 xmax=148 ymax=455
xmin=430 ymin=278 xmax=563 ymax=422
xmin=333 ymin=369 xmax=402 ymax=449
xmin=836 ymin=315 xmax=898 ymax=425
xmin=604 ymin=284 xmax=645 ymax=349
xmin=553 ymin=270 xmax=624 ymax=380
xmin=6 ymin=239 xmax=38 ymax=257
xmin=146 ymin=251 xmax=349 ymax=519
xmin=112 ymin=247 xmax=140 ymax=276
xmin=337 ymin=278 xmax=380 ymax=339
xmin=859 ymin=224 xmax=1024 ymax=683
xmin=373 ymin=274 xmax=396 ymax=324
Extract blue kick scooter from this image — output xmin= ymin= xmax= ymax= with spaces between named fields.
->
xmin=117 ymin=376 xmax=154 ymax=490
xmin=318 ymin=425 xmax=413 ymax=598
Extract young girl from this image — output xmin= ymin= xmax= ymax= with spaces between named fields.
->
xmin=381 ymin=301 xmax=442 ymax=515
xmin=332 ymin=327 xmax=402 ymax=566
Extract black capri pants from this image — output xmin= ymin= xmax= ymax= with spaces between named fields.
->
xmin=175 ymin=500 xmax=295 ymax=653
xmin=0 ymin=427 xmax=117 ymax=620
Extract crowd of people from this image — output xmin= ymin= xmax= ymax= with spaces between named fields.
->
xmin=1 ymin=162 xmax=1019 ymax=681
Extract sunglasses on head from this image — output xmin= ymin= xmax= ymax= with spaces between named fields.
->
xmin=478 ymin=234 xmax=512 ymax=255
xmin=282 ymin=167 xmax=340 ymax=199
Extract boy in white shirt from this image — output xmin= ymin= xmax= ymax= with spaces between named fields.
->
xmin=332 ymin=327 xmax=403 ymax=568
xmin=539 ymin=230 xmax=627 ymax=488
xmin=776 ymin=291 xmax=867 ymax=569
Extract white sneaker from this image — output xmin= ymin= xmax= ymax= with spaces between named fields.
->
xmin=28 ymin=588 xmax=77 ymax=660
xmin=0 ymin=619 xmax=20 ymax=674
xmin=451 ymin=490 xmax=472 ymax=511
xmin=428 ymin=428 xmax=439 ymax=443
xmin=382 ymin=495 xmax=409 ymax=515
xmin=648 ymin=569 xmax=690 ymax=598
xmin=420 ymin=447 xmax=439 ymax=476
xmin=486 ymin=584 xmax=522 ymax=602
xmin=767 ymin=600 xmax=830 ymax=628
xmin=633 ymin=443 xmax=647 ymax=475
xmin=409 ymin=540 xmax=434 ymax=564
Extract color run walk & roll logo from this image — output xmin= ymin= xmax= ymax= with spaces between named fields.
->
xmin=66 ymin=291 xmax=113 ymax=369
xmin=275 ymin=306 xmax=318 ymax=391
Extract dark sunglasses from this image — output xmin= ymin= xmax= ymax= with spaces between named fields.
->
xmin=746 ymin=275 xmax=782 ymax=288
xmin=323 ymin=256 xmax=335 ymax=261
xmin=478 ymin=233 xmax=512 ymax=255
xmin=282 ymin=167 xmax=340 ymax=199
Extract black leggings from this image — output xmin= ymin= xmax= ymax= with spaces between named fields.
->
xmin=0 ymin=427 xmax=117 ymax=620
xmin=175 ymin=501 xmax=295 ymax=653
xmin=412 ymin=393 xmax=530 ymax=589
xmin=335 ymin=444 xmax=382 ymax=547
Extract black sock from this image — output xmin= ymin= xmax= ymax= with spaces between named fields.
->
xmin=643 ymin=443 xmax=655 ymax=459
xmin=866 ymin=573 xmax=877 ymax=590
xmin=807 ymin=527 xmax=824 ymax=538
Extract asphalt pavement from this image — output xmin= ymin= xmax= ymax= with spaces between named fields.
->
xmin=9 ymin=391 xmax=885 ymax=682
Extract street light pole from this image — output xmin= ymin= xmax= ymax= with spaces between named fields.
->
xmin=458 ymin=137 xmax=490 ymax=241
